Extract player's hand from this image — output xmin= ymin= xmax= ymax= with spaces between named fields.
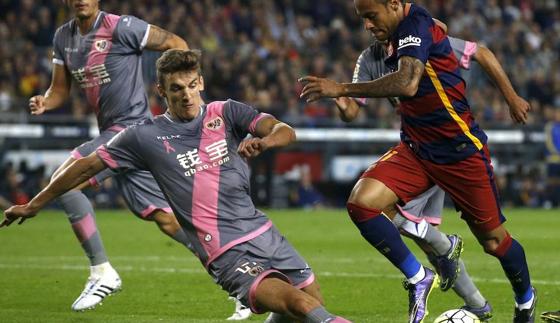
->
xmin=1 ymin=204 xmax=37 ymax=228
xmin=238 ymin=138 xmax=269 ymax=159
xmin=334 ymin=97 xmax=355 ymax=111
xmin=298 ymin=76 xmax=344 ymax=102
xmin=29 ymin=95 xmax=46 ymax=115
xmin=507 ymin=95 xmax=531 ymax=124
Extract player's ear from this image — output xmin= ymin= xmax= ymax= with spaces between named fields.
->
xmin=156 ymin=83 xmax=167 ymax=98
xmin=199 ymin=76 xmax=204 ymax=91
xmin=389 ymin=0 xmax=400 ymax=11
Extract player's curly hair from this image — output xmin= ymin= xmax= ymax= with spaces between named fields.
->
xmin=156 ymin=49 xmax=202 ymax=86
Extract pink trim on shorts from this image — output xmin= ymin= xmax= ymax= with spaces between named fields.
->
xmin=205 ymin=221 xmax=273 ymax=267
xmin=295 ymin=273 xmax=316 ymax=289
xmin=248 ymin=269 xmax=291 ymax=314
xmin=249 ymin=113 xmax=273 ymax=135
xmin=107 ymin=125 xmax=125 ymax=132
xmin=460 ymin=41 xmax=478 ymax=69
xmin=96 ymin=146 xmax=119 ymax=169
xmin=88 ymin=176 xmax=99 ymax=188
xmin=84 ymin=13 xmax=119 ymax=115
xmin=71 ymin=149 xmax=83 ymax=159
xmin=71 ymin=213 xmax=97 ymax=242
xmin=396 ymin=204 xmax=442 ymax=225
xmin=140 ymin=205 xmax=173 ymax=219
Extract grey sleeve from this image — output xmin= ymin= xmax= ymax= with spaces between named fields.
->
xmin=52 ymin=27 xmax=65 ymax=66
xmin=352 ymin=49 xmax=375 ymax=83
xmin=224 ymin=100 xmax=271 ymax=139
xmin=448 ymin=36 xmax=478 ymax=70
xmin=96 ymin=126 xmax=148 ymax=172
xmin=113 ymin=15 xmax=150 ymax=52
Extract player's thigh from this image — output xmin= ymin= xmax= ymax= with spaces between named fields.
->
xmin=423 ymin=147 xmax=505 ymax=232
xmin=352 ymin=143 xmax=432 ymax=207
xmin=209 ymin=227 xmax=315 ymax=314
xmin=114 ymin=170 xmax=171 ymax=219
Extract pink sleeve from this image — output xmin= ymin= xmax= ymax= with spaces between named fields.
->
xmin=460 ymin=41 xmax=478 ymax=69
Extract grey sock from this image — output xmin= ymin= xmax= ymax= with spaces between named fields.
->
xmin=264 ymin=312 xmax=292 ymax=323
xmin=424 ymin=225 xmax=452 ymax=256
xmin=60 ymin=191 xmax=108 ymax=265
xmin=453 ymin=259 xmax=487 ymax=308
xmin=304 ymin=306 xmax=335 ymax=323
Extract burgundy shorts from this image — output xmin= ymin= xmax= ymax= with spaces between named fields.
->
xmin=361 ymin=142 xmax=506 ymax=232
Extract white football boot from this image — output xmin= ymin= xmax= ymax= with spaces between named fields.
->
xmin=226 ymin=297 xmax=252 ymax=320
xmin=71 ymin=262 xmax=122 ymax=311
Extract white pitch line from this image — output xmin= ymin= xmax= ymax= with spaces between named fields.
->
xmin=1 ymin=263 xmax=559 ymax=286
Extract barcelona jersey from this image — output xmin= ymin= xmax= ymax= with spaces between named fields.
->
xmin=385 ymin=4 xmax=487 ymax=164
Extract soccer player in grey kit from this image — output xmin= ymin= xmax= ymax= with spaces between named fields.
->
xmin=3 ymin=49 xmax=352 ymax=323
xmin=26 ymin=0 xmax=191 ymax=311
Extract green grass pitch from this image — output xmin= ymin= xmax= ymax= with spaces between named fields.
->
xmin=0 ymin=208 xmax=558 ymax=322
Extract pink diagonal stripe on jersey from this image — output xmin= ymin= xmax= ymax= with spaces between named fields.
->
xmin=71 ymin=213 xmax=97 ymax=243
xmin=84 ymin=13 xmax=119 ymax=115
xmin=191 ymin=101 xmax=227 ymax=259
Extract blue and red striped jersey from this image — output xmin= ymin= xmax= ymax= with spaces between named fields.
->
xmin=385 ymin=4 xmax=487 ymax=164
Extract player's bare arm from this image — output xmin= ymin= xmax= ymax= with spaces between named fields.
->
xmin=237 ymin=117 xmax=296 ymax=159
xmin=145 ymin=25 xmax=188 ymax=51
xmin=473 ymin=44 xmax=530 ymax=124
xmin=299 ymin=56 xmax=424 ymax=102
xmin=1 ymin=153 xmax=106 ymax=227
xmin=334 ymin=97 xmax=360 ymax=122
xmin=29 ymin=64 xmax=72 ymax=115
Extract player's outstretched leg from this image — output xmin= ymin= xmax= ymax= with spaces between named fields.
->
xmin=255 ymin=277 xmax=350 ymax=322
xmin=59 ymin=190 xmax=121 ymax=311
xmin=541 ymin=310 xmax=560 ymax=323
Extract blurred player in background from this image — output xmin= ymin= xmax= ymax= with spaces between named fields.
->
xmin=27 ymin=0 xmax=192 ymax=311
xmin=331 ymin=26 xmax=531 ymax=321
xmin=3 ymin=49 xmax=352 ymax=323
xmin=300 ymin=1 xmax=535 ymax=322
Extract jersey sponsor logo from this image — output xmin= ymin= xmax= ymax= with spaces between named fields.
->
xmin=94 ymin=39 xmax=109 ymax=52
xmin=398 ymin=35 xmax=422 ymax=50
xmin=71 ymin=63 xmax=111 ymax=88
xmin=177 ymin=139 xmax=230 ymax=177
xmin=157 ymin=135 xmax=182 ymax=140
xmin=205 ymin=117 xmax=224 ymax=131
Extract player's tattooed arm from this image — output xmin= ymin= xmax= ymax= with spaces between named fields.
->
xmin=299 ymin=56 xmax=424 ymax=102
xmin=145 ymin=25 xmax=189 ymax=51
xmin=1 ymin=153 xmax=106 ymax=227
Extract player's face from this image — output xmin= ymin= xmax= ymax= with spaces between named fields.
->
xmin=66 ymin=0 xmax=99 ymax=19
xmin=355 ymin=0 xmax=401 ymax=41
xmin=159 ymin=70 xmax=205 ymax=121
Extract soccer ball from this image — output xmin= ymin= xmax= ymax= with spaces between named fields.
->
xmin=433 ymin=309 xmax=481 ymax=323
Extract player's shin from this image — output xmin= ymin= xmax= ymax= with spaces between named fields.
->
xmin=487 ymin=233 xmax=534 ymax=307
xmin=60 ymin=190 xmax=108 ymax=265
xmin=347 ymin=203 xmax=423 ymax=280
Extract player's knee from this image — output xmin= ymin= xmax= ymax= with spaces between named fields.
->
xmin=482 ymin=231 xmax=512 ymax=257
xmin=153 ymin=211 xmax=181 ymax=235
xmin=346 ymin=202 xmax=383 ymax=223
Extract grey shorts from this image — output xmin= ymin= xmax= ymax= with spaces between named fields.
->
xmin=71 ymin=127 xmax=171 ymax=219
xmin=208 ymin=226 xmax=315 ymax=314
xmin=397 ymin=185 xmax=445 ymax=225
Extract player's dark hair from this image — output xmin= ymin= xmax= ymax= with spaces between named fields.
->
xmin=156 ymin=49 xmax=202 ymax=86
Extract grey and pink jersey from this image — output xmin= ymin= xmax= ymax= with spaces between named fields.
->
xmin=53 ymin=12 xmax=151 ymax=130
xmin=96 ymin=99 xmax=273 ymax=267
xmin=352 ymin=36 xmax=477 ymax=106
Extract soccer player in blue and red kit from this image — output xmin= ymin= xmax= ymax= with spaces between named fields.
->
xmin=2 ymin=49 xmax=352 ymax=323
xmin=300 ymin=1 xmax=536 ymax=322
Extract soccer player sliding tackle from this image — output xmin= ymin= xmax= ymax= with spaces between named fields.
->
xmin=300 ymin=1 xmax=535 ymax=322
xmin=3 ymin=49 xmax=351 ymax=323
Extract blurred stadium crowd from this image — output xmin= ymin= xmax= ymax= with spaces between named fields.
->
xmin=1 ymin=0 xmax=559 ymax=208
